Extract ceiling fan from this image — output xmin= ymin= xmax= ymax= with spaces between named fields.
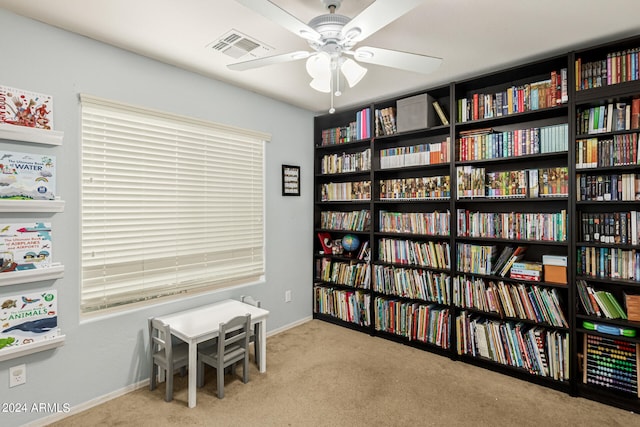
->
xmin=230 ymin=0 xmax=442 ymax=113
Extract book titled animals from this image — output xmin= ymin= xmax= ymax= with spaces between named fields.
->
xmin=0 ymin=85 xmax=54 ymax=130
xmin=0 ymin=150 xmax=56 ymax=200
xmin=0 ymin=290 xmax=58 ymax=351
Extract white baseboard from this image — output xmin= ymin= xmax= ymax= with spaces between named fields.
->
xmin=23 ymin=316 xmax=313 ymax=426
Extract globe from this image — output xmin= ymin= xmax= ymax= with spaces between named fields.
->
xmin=341 ymin=234 xmax=360 ymax=253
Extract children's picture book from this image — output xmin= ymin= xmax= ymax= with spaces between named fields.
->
xmin=0 ymin=85 xmax=54 ymax=130
xmin=0 ymin=290 xmax=58 ymax=351
xmin=0 ymin=222 xmax=52 ymax=272
xmin=0 ymin=150 xmax=56 ymax=200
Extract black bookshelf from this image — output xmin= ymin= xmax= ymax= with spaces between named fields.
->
xmin=313 ymin=33 xmax=640 ymax=413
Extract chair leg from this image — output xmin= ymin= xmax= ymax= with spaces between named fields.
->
xmin=150 ymin=363 xmax=157 ymax=391
xmin=216 ymin=366 xmax=225 ymax=399
xmin=254 ymin=324 xmax=260 ymax=370
xmin=165 ymin=368 xmax=173 ymax=402
xmin=243 ymin=352 xmax=249 ymax=384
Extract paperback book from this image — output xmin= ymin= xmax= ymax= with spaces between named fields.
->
xmin=0 ymin=85 xmax=54 ymax=130
xmin=0 ymin=290 xmax=58 ymax=350
xmin=0 ymin=222 xmax=52 ymax=272
xmin=0 ymin=150 xmax=56 ymax=200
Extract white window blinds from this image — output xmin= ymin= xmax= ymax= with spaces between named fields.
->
xmin=80 ymin=94 xmax=268 ymax=313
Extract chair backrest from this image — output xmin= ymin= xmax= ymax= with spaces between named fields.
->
xmin=149 ymin=317 xmax=174 ymax=362
xmin=241 ymin=295 xmax=261 ymax=308
xmin=217 ymin=314 xmax=251 ymax=357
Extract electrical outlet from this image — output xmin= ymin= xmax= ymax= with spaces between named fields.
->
xmin=285 ymin=290 xmax=292 ymax=302
xmin=9 ymin=364 xmax=26 ymax=387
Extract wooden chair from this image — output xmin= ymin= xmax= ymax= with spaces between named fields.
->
xmin=197 ymin=314 xmax=251 ymax=399
xmin=148 ymin=317 xmax=189 ymax=402
xmin=240 ymin=295 xmax=262 ymax=369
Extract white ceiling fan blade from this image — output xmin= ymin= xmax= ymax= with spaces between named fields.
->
xmin=228 ymin=51 xmax=310 ymax=71
xmin=341 ymin=0 xmax=425 ymax=43
xmin=235 ymin=0 xmax=321 ymax=41
xmin=352 ymin=46 xmax=442 ymax=74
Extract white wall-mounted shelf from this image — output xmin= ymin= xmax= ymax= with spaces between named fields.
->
xmin=0 ymin=264 xmax=64 ymax=287
xmin=0 ymin=123 xmax=63 ymax=145
xmin=0 ymin=199 xmax=65 ymax=213
xmin=0 ymin=334 xmax=65 ymax=363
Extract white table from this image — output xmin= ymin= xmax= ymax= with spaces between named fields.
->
xmin=155 ymin=299 xmax=269 ymax=408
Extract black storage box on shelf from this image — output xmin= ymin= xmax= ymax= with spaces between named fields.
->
xmin=396 ymin=93 xmax=435 ymax=132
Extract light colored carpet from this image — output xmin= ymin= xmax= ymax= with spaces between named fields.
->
xmin=49 ymin=319 xmax=637 ymax=426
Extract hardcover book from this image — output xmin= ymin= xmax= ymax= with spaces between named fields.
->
xmin=0 ymin=290 xmax=58 ymax=350
xmin=0 ymin=150 xmax=56 ymax=200
xmin=0 ymin=222 xmax=52 ymax=272
xmin=0 ymin=85 xmax=54 ymax=130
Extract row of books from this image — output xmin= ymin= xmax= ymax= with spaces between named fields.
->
xmin=456 ymin=312 xmax=569 ymax=380
xmin=577 ymin=173 xmax=640 ymax=202
xmin=313 ymin=285 xmax=371 ymax=326
xmin=378 ymin=210 xmax=450 ymax=236
xmin=575 ymin=48 xmax=640 ymax=91
xmin=375 ymin=298 xmax=450 ymax=348
xmin=576 ymin=280 xmax=628 ymax=320
xmin=320 ymin=180 xmax=371 ymax=201
xmin=320 ymin=148 xmax=371 ymax=175
xmin=577 ymin=246 xmax=640 ymax=281
xmin=576 ymin=134 xmax=640 ymax=169
xmin=320 ymin=122 xmax=359 ymax=146
xmin=583 ymin=335 xmax=639 ymax=396
xmin=453 ymin=275 xmax=568 ymax=328
xmin=374 ymin=106 xmax=397 ymax=136
xmin=578 ymin=211 xmax=640 ymax=245
xmin=320 ymin=209 xmax=371 ymax=232
xmin=379 ymin=137 xmax=450 ymax=169
xmin=377 ymin=238 xmax=450 ymax=269
xmin=456 ymin=243 xmax=496 ymax=276
xmin=379 ymin=176 xmax=450 ymax=200
xmin=457 ymin=69 xmax=568 ymax=123
xmin=456 ymin=123 xmax=568 ymax=161
xmin=457 ymin=166 xmax=569 ymax=199
xmin=373 ymin=265 xmax=450 ymax=304
xmin=456 ymin=209 xmax=568 ymax=242
xmin=577 ymin=101 xmax=640 ymax=135
xmin=316 ymin=258 xmax=370 ymax=289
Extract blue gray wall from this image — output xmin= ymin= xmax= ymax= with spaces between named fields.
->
xmin=0 ymin=9 xmax=313 ymax=426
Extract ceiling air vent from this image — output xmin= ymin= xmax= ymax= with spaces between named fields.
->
xmin=208 ymin=30 xmax=273 ymax=60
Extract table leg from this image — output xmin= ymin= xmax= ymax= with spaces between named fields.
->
xmin=258 ymin=320 xmax=267 ymax=373
xmin=188 ymin=341 xmax=198 ymax=408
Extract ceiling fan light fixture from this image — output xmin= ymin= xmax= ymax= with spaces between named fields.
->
xmin=309 ymin=77 xmax=331 ymax=93
xmin=340 ymin=58 xmax=367 ymax=88
xmin=306 ymin=52 xmax=331 ymax=79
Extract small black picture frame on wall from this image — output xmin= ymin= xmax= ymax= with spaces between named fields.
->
xmin=282 ymin=165 xmax=300 ymax=196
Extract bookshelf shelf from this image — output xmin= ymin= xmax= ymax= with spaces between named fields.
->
xmin=0 ymin=334 xmax=65 ymax=363
xmin=313 ymin=33 xmax=640 ymax=413
xmin=0 ymin=123 xmax=64 ymax=146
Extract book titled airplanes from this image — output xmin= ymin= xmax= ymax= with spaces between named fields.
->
xmin=0 ymin=222 xmax=52 ymax=272
xmin=0 ymin=290 xmax=58 ymax=351
xmin=0 ymin=150 xmax=56 ymax=200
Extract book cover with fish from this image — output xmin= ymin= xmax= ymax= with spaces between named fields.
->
xmin=0 ymin=290 xmax=57 ymax=350
xmin=0 ymin=150 xmax=56 ymax=200
xmin=0 ymin=222 xmax=52 ymax=272
xmin=0 ymin=85 xmax=54 ymax=130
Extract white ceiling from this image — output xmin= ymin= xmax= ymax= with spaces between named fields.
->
xmin=2 ymin=0 xmax=640 ymax=114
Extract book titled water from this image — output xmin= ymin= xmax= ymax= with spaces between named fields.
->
xmin=0 ymin=150 xmax=56 ymax=200
xmin=0 ymin=290 xmax=58 ymax=351
xmin=0 ymin=222 xmax=52 ymax=272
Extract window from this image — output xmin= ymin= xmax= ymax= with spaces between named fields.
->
xmin=80 ymin=94 xmax=268 ymax=313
